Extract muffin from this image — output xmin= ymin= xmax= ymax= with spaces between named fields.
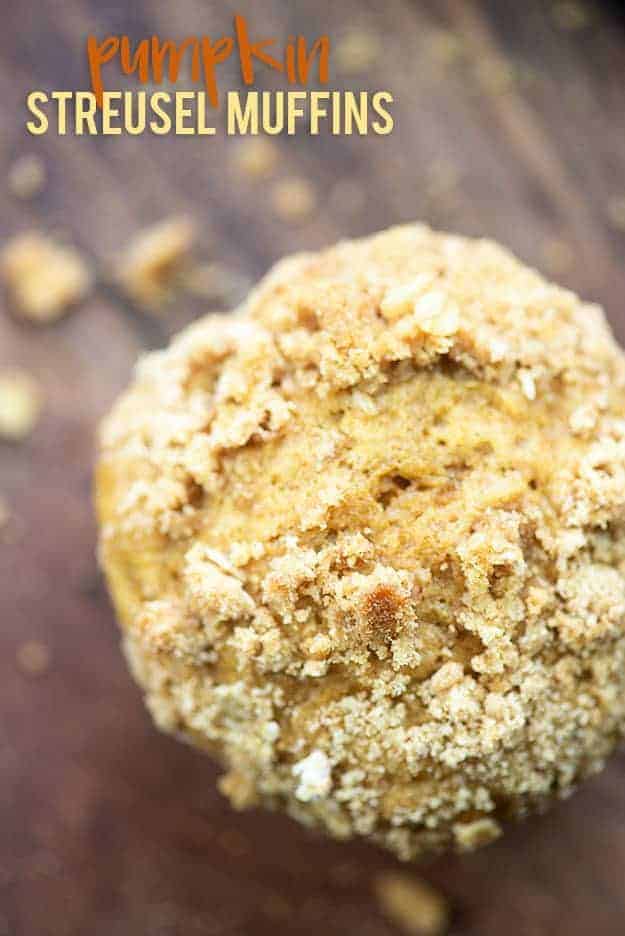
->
xmin=96 ymin=224 xmax=625 ymax=859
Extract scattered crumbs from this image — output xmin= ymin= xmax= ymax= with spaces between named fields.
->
xmin=7 ymin=154 xmax=46 ymax=200
xmin=607 ymin=196 xmax=625 ymax=232
xmin=427 ymin=28 xmax=463 ymax=68
xmin=374 ymin=872 xmax=449 ymax=936
xmin=552 ymin=1 xmax=590 ymax=31
xmin=16 ymin=640 xmax=51 ymax=676
xmin=335 ymin=30 xmax=380 ymax=74
xmin=0 ymin=369 xmax=42 ymax=441
xmin=452 ymin=817 xmax=502 ymax=850
xmin=183 ymin=262 xmax=251 ymax=305
xmin=116 ymin=216 xmax=196 ymax=308
xmin=474 ymin=56 xmax=516 ymax=95
xmin=541 ymin=237 xmax=574 ymax=276
xmin=1 ymin=233 xmax=92 ymax=323
xmin=270 ymin=177 xmax=317 ymax=222
xmin=234 ymin=138 xmax=279 ymax=179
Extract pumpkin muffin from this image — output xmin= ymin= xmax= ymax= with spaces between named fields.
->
xmin=96 ymin=224 xmax=625 ymax=859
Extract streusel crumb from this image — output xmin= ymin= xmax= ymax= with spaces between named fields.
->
xmin=0 ymin=369 xmax=42 ymax=440
xmin=116 ymin=216 xmax=196 ymax=308
xmin=97 ymin=224 xmax=625 ymax=859
xmin=374 ymin=872 xmax=449 ymax=935
xmin=1 ymin=232 xmax=91 ymax=322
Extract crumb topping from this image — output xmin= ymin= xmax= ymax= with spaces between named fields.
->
xmin=97 ymin=224 xmax=625 ymax=859
xmin=293 ymin=749 xmax=333 ymax=802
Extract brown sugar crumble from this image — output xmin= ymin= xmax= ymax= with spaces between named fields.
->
xmin=0 ymin=369 xmax=42 ymax=441
xmin=116 ymin=216 xmax=196 ymax=308
xmin=96 ymin=224 xmax=625 ymax=860
xmin=453 ymin=816 xmax=501 ymax=850
xmin=1 ymin=233 xmax=92 ymax=323
xmin=375 ymin=872 xmax=449 ymax=936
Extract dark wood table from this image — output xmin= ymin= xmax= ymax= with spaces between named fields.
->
xmin=2 ymin=1 xmax=625 ymax=934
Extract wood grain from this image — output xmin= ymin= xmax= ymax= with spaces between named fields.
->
xmin=1 ymin=1 xmax=625 ymax=934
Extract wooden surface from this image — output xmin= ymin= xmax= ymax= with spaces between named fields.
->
xmin=2 ymin=1 xmax=625 ymax=934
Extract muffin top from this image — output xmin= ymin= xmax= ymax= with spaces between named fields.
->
xmin=97 ymin=224 xmax=625 ymax=858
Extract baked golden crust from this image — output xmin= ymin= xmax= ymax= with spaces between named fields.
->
xmin=96 ymin=224 xmax=625 ymax=859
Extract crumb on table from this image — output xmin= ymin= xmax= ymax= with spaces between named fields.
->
xmin=116 ymin=216 xmax=196 ymax=309
xmin=374 ymin=872 xmax=449 ymax=936
xmin=1 ymin=232 xmax=92 ymax=322
xmin=452 ymin=816 xmax=502 ymax=850
xmin=0 ymin=369 xmax=42 ymax=441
